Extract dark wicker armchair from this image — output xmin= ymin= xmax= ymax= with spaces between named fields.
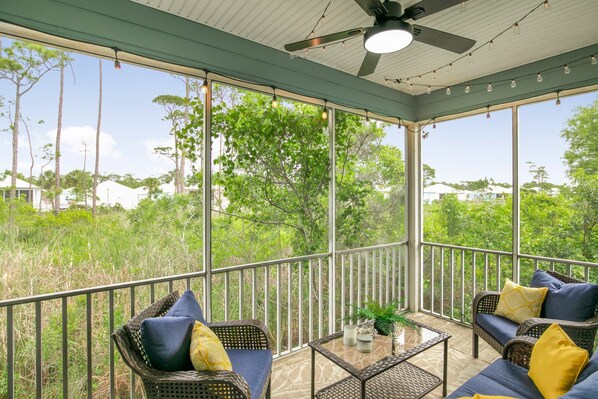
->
xmin=112 ymin=291 xmax=272 ymax=399
xmin=473 ymin=270 xmax=598 ymax=357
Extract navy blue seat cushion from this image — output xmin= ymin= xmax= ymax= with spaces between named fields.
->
xmin=166 ymin=290 xmax=207 ymax=324
xmin=476 ymin=313 xmax=519 ymax=345
xmin=577 ymin=349 xmax=598 ymax=384
xmin=140 ymin=316 xmax=194 ymax=371
xmin=561 ymin=370 xmax=598 ymax=398
xmin=447 ymin=359 xmax=543 ymax=399
xmin=227 ymin=349 xmax=272 ymax=398
xmin=530 ymin=270 xmax=598 ymax=321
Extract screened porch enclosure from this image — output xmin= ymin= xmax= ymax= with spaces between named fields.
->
xmin=1 ymin=0 xmax=598 ymax=398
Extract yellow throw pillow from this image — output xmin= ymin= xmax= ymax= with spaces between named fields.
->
xmin=190 ymin=321 xmax=232 ymax=371
xmin=528 ymin=323 xmax=589 ymax=399
xmin=494 ymin=279 xmax=548 ymax=324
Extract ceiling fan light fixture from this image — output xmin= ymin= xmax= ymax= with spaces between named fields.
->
xmin=364 ymin=20 xmax=413 ymax=54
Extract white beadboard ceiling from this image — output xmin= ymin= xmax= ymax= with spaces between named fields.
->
xmin=131 ymin=0 xmax=598 ymax=95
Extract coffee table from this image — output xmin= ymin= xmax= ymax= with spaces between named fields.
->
xmin=309 ymin=320 xmax=450 ymax=398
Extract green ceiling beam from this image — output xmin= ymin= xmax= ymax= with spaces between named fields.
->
xmin=0 ymin=0 xmax=415 ymax=120
xmin=415 ymin=43 xmax=598 ymax=121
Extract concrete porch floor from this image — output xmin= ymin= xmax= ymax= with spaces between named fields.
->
xmin=271 ymin=313 xmax=500 ymax=398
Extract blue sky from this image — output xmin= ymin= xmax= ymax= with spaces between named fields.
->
xmin=1 ymin=38 xmax=595 ymax=185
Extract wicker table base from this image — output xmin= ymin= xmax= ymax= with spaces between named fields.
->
xmin=315 ymin=361 xmax=441 ymax=399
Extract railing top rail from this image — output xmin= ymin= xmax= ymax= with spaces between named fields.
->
xmin=212 ymin=252 xmax=330 ymax=274
xmin=0 ymin=270 xmax=206 ymax=308
xmin=519 ymin=253 xmax=598 ymax=268
xmin=335 ymin=241 xmax=407 ymax=255
xmin=422 ymin=242 xmax=511 ymax=256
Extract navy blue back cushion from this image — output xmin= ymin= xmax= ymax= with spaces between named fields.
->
xmin=530 ymin=270 xmax=598 ymax=321
xmin=166 ymin=290 xmax=207 ymax=324
xmin=140 ymin=316 xmax=194 ymax=371
xmin=561 ymin=369 xmax=598 ymax=398
xmin=578 ymin=349 xmax=598 ymax=384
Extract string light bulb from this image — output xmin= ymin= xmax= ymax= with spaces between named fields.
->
xmin=409 ymin=83 xmax=413 ymax=90
xmin=563 ymin=64 xmax=571 ymax=74
xmin=511 ymin=79 xmax=517 ymax=88
xmin=446 ymin=87 xmax=451 ymax=95
xmin=432 ymin=119 xmax=436 ymax=129
xmin=487 ymin=83 xmax=493 ymax=92
xmin=201 ymin=71 xmax=209 ymax=94
xmin=321 ymin=14 xmax=326 ymax=23
xmin=543 ymin=1 xmax=550 ymax=13
xmin=489 ymin=40 xmax=495 ymax=51
xmin=555 ymin=90 xmax=561 ymax=106
xmin=447 ymin=63 xmax=453 ymax=72
xmin=112 ymin=47 xmax=121 ymax=70
xmin=422 ymin=130 xmax=429 ymax=139
xmin=427 ymin=86 xmax=431 ymax=94
xmin=536 ymin=72 xmax=543 ymax=83
xmin=321 ymin=100 xmax=328 ymax=120
xmin=432 ymin=70 xmax=437 ymax=80
xmin=591 ymin=55 xmax=597 ymax=65
xmin=468 ymin=53 xmax=473 ymax=64
xmin=465 ymin=85 xmax=470 ymax=94
xmin=342 ymin=41 xmax=346 ymax=48
xmin=513 ymin=23 xmax=521 ymax=35
xmin=365 ymin=110 xmax=370 ymax=123
xmin=322 ymin=46 xmax=326 ymax=53
xmin=271 ymin=87 xmax=278 ymax=108
xmin=486 ymin=105 xmax=491 ymax=119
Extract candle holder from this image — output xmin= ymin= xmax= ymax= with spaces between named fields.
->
xmin=343 ymin=325 xmax=357 ymax=346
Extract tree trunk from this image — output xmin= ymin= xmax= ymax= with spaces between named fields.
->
xmin=24 ymin=121 xmax=34 ymax=206
xmin=54 ymin=63 xmax=65 ymax=214
xmin=11 ymin=79 xmax=21 ymax=202
xmin=92 ymin=60 xmax=102 ymax=217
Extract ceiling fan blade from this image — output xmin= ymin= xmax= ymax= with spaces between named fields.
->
xmin=404 ymin=0 xmax=465 ymax=21
xmin=353 ymin=0 xmax=388 ymax=17
xmin=357 ymin=52 xmax=381 ymax=76
xmin=284 ymin=28 xmax=366 ymax=52
xmin=412 ymin=25 xmax=475 ymax=54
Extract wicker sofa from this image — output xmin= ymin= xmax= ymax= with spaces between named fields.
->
xmin=112 ymin=291 xmax=272 ymax=399
xmin=447 ymin=336 xmax=598 ymax=398
xmin=472 ymin=270 xmax=598 ymax=357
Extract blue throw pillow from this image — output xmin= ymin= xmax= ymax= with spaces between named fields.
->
xmin=530 ymin=270 xmax=598 ymax=321
xmin=577 ymin=350 xmax=598 ymax=384
xmin=166 ymin=290 xmax=207 ymax=324
xmin=140 ymin=316 xmax=194 ymax=371
xmin=560 ymin=368 xmax=598 ymax=398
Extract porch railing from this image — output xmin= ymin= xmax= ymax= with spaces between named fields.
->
xmin=0 ymin=241 xmax=406 ymax=398
xmin=420 ymin=242 xmax=598 ymax=325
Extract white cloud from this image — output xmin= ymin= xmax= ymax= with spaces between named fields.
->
xmin=143 ymin=137 xmax=176 ymax=175
xmin=46 ymin=125 xmax=121 ymax=159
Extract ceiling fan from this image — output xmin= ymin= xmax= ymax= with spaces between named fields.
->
xmin=284 ymin=0 xmax=476 ymax=76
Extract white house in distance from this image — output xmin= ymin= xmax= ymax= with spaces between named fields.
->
xmin=94 ymin=181 xmax=145 ymax=209
xmin=0 ymin=176 xmax=42 ymax=206
xmin=423 ymin=183 xmax=471 ymax=204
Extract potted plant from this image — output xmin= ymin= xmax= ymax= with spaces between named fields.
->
xmin=345 ymin=299 xmax=411 ymax=336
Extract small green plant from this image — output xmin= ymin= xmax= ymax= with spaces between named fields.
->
xmin=345 ymin=299 xmax=411 ymax=336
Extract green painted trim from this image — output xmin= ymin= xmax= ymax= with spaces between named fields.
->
xmin=415 ymin=44 xmax=598 ymax=121
xmin=0 ymin=0 xmax=416 ymax=119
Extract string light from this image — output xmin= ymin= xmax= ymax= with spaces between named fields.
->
xmin=543 ymin=0 xmax=550 ymax=13
xmin=322 ymin=46 xmax=326 ymax=53
xmin=487 ymin=83 xmax=493 ymax=92
xmin=432 ymin=70 xmax=437 ymax=80
xmin=271 ymin=87 xmax=279 ymax=108
xmin=409 ymin=83 xmax=413 ymax=90
xmin=511 ymin=79 xmax=517 ymax=88
xmin=427 ymin=86 xmax=431 ymax=94
xmin=489 ymin=40 xmax=495 ymax=51
xmin=200 ymin=71 xmax=209 ymax=94
xmin=465 ymin=85 xmax=470 ymax=94
xmin=591 ymin=55 xmax=597 ymax=65
xmin=555 ymin=90 xmax=561 ymax=106
xmin=365 ymin=110 xmax=370 ymax=122
xmin=112 ymin=47 xmax=121 ymax=70
xmin=468 ymin=53 xmax=473 ymax=64
xmin=447 ymin=63 xmax=453 ymax=72
xmin=432 ymin=119 xmax=436 ymax=129
xmin=486 ymin=105 xmax=491 ymax=119
xmin=321 ymin=14 xmax=326 ymax=23
xmin=536 ymin=72 xmax=543 ymax=83
xmin=322 ymin=100 xmax=328 ymax=119
xmin=422 ymin=130 xmax=430 ymax=139
xmin=563 ymin=64 xmax=571 ymax=74
xmin=513 ymin=22 xmax=521 ymax=36
xmin=342 ymin=41 xmax=346 ymax=48
xmin=446 ymin=87 xmax=451 ymax=95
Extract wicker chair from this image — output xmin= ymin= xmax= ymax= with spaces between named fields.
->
xmin=112 ymin=291 xmax=272 ymax=399
xmin=472 ymin=270 xmax=598 ymax=357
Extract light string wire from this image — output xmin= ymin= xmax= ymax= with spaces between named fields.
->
xmin=305 ymin=1 xmax=333 ymax=40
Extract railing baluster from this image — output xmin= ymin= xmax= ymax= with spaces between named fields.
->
xmin=440 ymin=247 xmax=445 ymax=318
xmin=239 ymin=269 xmax=244 ymax=320
xmin=252 ymin=268 xmax=257 ymax=319
xmin=484 ymin=253 xmax=489 ymax=291
xmin=298 ymin=260 xmax=303 ymax=347
xmin=224 ymin=272 xmax=230 ymax=321
xmin=378 ymin=249 xmax=383 ymax=304
xmin=460 ymin=250 xmax=465 ymax=323
xmin=550 ymin=260 xmax=555 ymax=272
xmin=340 ymin=254 xmax=345 ymax=329
xmin=497 ymin=254 xmax=501 ymax=291
xmin=62 ymin=297 xmax=69 ymax=399
xmin=365 ymin=251 xmax=369 ymax=300
xmin=357 ymin=253 xmax=362 ymax=308
xmin=308 ymin=260 xmax=313 ymax=343
xmin=7 ymin=305 xmax=14 ymax=399
xmin=431 ymin=246 xmax=435 ymax=313
xmin=287 ymin=263 xmax=292 ymax=352
xmin=150 ymin=283 xmax=155 ymax=303
xmin=109 ymin=290 xmax=115 ymax=399
xmin=450 ymin=249 xmax=455 ymax=320
xmin=36 ymin=301 xmax=42 ymax=398
xmin=585 ymin=266 xmax=590 ymax=282
xmin=392 ymin=247 xmax=397 ymax=305
xmin=129 ymin=287 xmax=135 ymax=398
xmin=349 ymin=254 xmax=354 ymax=319
xmin=534 ymin=259 xmax=539 ymax=271
xmin=403 ymin=246 xmax=408 ymax=308
xmin=87 ymin=293 xmax=93 ymax=399
xmin=276 ymin=263 xmax=281 ymax=356
xmin=168 ymin=280 xmax=174 ymax=293
xmin=264 ymin=266 xmax=269 ymax=336
xmin=318 ymin=258 xmax=323 ymax=339
xmin=472 ymin=252 xmax=477 ymax=315
xmin=385 ymin=248 xmax=390 ymax=304
xmin=186 ymin=277 xmax=191 ymax=290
